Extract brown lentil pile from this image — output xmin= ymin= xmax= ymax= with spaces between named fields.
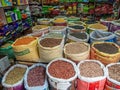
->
xmin=94 ymin=43 xmax=118 ymax=54
xmin=27 ymin=66 xmax=45 ymax=86
xmin=65 ymin=43 xmax=88 ymax=54
xmin=5 ymin=67 xmax=26 ymax=85
xmin=48 ymin=60 xmax=75 ymax=79
xmin=80 ymin=61 xmax=103 ymax=77
xmin=108 ymin=64 xmax=120 ymax=82
xmin=70 ymin=33 xmax=87 ymax=39
xmin=40 ymin=38 xmax=62 ymax=47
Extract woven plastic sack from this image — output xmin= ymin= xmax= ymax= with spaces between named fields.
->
xmin=2 ymin=64 xmax=28 ymax=90
xmin=115 ymin=30 xmax=120 ymax=45
xmin=90 ymin=30 xmax=116 ymax=43
xmin=64 ymin=42 xmax=90 ymax=63
xmin=12 ymin=36 xmax=39 ymax=62
xmin=67 ymin=32 xmax=89 ymax=43
xmin=91 ymin=42 xmax=120 ymax=65
xmin=109 ymin=20 xmax=120 ymax=32
xmin=100 ymin=19 xmax=112 ymax=28
xmin=46 ymin=58 xmax=77 ymax=90
xmin=24 ymin=63 xmax=48 ymax=90
xmin=77 ymin=60 xmax=107 ymax=90
xmin=38 ymin=36 xmax=65 ymax=63
xmin=105 ymin=63 xmax=120 ymax=90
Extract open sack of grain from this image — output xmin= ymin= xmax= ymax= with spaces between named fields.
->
xmin=109 ymin=20 xmax=120 ymax=32
xmin=46 ymin=58 xmax=77 ymax=90
xmin=2 ymin=64 xmax=28 ymax=90
xmin=64 ymin=42 xmax=90 ymax=63
xmin=90 ymin=30 xmax=116 ymax=43
xmin=52 ymin=17 xmax=67 ymax=26
xmin=38 ymin=35 xmax=65 ymax=62
xmin=31 ymin=25 xmax=49 ymax=37
xmin=12 ymin=36 xmax=39 ymax=62
xmin=105 ymin=63 xmax=120 ymax=90
xmin=77 ymin=60 xmax=107 ymax=90
xmin=91 ymin=42 xmax=120 ymax=65
xmin=67 ymin=32 xmax=89 ymax=43
xmin=37 ymin=18 xmax=51 ymax=25
xmin=115 ymin=30 xmax=120 ymax=45
xmin=24 ymin=63 xmax=48 ymax=90
xmin=49 ymin=26 xmax=67 ymax=35
xmin=87 ymin=23 xmax=108 ymax=34
xmin=68 ymin=25 xmax=86 ymax=33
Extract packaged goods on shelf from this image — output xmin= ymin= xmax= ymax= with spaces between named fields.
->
xmin=77 ymin=60 xmax=106 ymax=90
xmin=46 ymin=58 xmax=77 ymax=90
xmin=64 ymin=42 xmax=90 ymax=63
xmin=91 ymin=42 xmax=120 ymax=65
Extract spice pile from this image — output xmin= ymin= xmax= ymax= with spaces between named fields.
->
xmin=94 ymin=43 xmax=118 ymax=54
xmin=27 ymin=66 xmax=45 ymax=86
xmin=48 ymin=60 xmax=75 ymax=79
xmin=65 ymin=43 xmax=88 ymax=54
xmin=5 ymin=67 xmax=26 ymax=85
xmin=50 ymin=26 xmax=66 ymax=30
xmin=40 ymin=38 xmax=62 ymax=47
xmin=80 ymin=61 xmax=103 ymax=77
xmin=13 ymin=37 xmax=36 ymax=46
xmin=108 ymin=64 xmax=120 ymax=82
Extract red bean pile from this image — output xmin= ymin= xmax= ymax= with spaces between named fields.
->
xmin=48 ymin=60 xmax=75 ymax=79
xmin=40 ymin=38 xmax=62 ymax=47
xmin=80 ymin=61 xmax=103 ymax=77
xmin=27 ymin=66 xmax=45 ymax=86
xmin=108 ymin=64 xmax=120 ymax=82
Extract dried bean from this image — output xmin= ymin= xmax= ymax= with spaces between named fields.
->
xmin=108 ymin=64 xmax=120 ymax=82
xmin=80 ymin=61 xmax=103 ymax=77
xmin=70 ymin=33 xmax=87 ymax=39
xmin=48 ymin=60 xmax=75 ymax=79
xmin=69 ymin=25 xmax=84 ymax=29
xmin=27 ymin=66 xmax=45 ymax=86
xmin=40 ymin=38 xmax=62 ymax=47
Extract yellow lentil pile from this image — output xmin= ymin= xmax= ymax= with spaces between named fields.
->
xmin=33 ymin=25 xmax=48 ymax=30
xmin=54 ymin=18 xmax=66 ymax=23
xmin=5 ymin=67 xmax=27 ymax=85
xmin=89 ymin=23 xmax=107 ymax=30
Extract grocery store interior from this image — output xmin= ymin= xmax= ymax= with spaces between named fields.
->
xmin=0 ymin=0 xmax=120 ymax=90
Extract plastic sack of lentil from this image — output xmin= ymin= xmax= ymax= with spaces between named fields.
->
xmin=64 ymin=42 xmax=90 ymax=64
xmin=105 ymin=63 xmax=120 ymax=90
xmin=68 ymin=25 xmax=86 ymax=33
xmin=49 ymin=26 xmax=67 ymax=35
xmin=67 ymin=32 xmax=89 ymax=43
xmin=46 ymin=58 xmax=78 ymax=90
xmin=77 ymin=60 xmax=107 ymax=90
xmin=87 ymin=23 xmax=108 ymax=34
xmin=109 ymin=20 xmax=120 ymax=32
xmin=38 ymin=36 xmax=65 ymax=62
xmin=24 ymin=63 xmax=48 ymax=90
xmin=115 ymin=30 xmax=120 ymax=45
xmin=12 ymin=36 xmax=40 ymax=62
xmin=2 ymin=64 xmax=28 ymax=90
xmin=91 ymin=42 xmax=120 ymax=65
xmin=32 ymin=25 xmax=49 ymax=33
xmin=90 ymin=30 xmax=116 ymax=43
